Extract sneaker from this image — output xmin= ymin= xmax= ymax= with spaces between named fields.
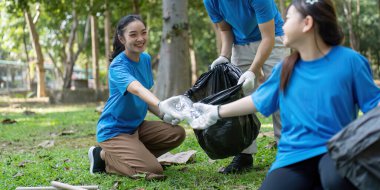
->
xmin=219 ymin=153 xmax=253 ymax=174
xmin=88 ymin=146 xmax=106 ymax=174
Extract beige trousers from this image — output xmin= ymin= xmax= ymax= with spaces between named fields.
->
xmin=231 ymin=36 xmax=290 ymax=154
xmin=99 ymin=120 xmax=186 ymax=176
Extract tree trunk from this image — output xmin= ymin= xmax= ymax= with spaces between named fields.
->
xmin=63 ymin=7 xmax=78 ymax=89
xmin=104 ymin=0 xmax=111 ymax=88
xmin=343 ymin=0 xmax=359 ymax=50
xmin=23 ymin=20 xmax=32 ymax=90
xmin=91 ymin=14 xmax=100 ymax=94
xmin=155 ymin=0 xmax=191 ymax=99
xmin=63 ymin=10 xmax=90 ymax=89
xmin=132 ymin=0 xmax=140 ymax=14
xmin=356 ymin=0 xmax=360 ymax=14
xmin=47 ymin=51 xmax=64 ymax=89
xmin=24 ymin=9 xmax=47 ymax=97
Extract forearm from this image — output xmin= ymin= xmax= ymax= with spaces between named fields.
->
xmin=218 ymin=96 xmax=257 ymax=118
xmin=220 ymin=30 xmax=233 ymax=58
xmin=248 ymin=37 xmax=275 ymax=72
xmin=127 ymin=81 xmax=161 ymax=117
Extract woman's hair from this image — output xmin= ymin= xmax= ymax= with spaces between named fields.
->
xmin=280 ymin=0 xmax=344 ymax=92
xmin=109 ymin=15 xmax=146 ymax=62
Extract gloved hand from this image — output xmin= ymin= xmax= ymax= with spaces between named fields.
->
xmin=158 ymin=96 xmax=184 ymax=120
xmin=162 ymin=114 xmax=180 ymax=125
xmin=238 ymin=70 xmax=256 ymax=95
xmin=210 ymin=56 xmax=229 ymax=69
xmin=190 ymin=103 xmax=220 ymax=130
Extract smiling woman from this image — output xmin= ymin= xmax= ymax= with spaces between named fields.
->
xmin=87 ymin=15 xmax=186 ymax=180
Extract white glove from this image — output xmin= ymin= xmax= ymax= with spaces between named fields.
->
xmin=162 ymin=114 xmax=180 ymax=125
xmin=158 ymin=96 xmax=184 ymax=120
xmin=190 ymin=103 xmax=220 ymax=130
xmin=238 ymin=70 xmax=256 ymax=95
xmin=210 ymin=56 xmax=229 ymax=69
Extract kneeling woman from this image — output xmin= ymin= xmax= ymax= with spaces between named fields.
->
xmin=88 ymin=15 xmax=185 ymax=179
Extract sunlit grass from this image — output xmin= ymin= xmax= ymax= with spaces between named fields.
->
xmin=0 ymin=103 xmax=276 ymax=190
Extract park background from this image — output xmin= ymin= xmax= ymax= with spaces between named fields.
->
xmin=1 ymin=0 xmax=379 ymax=189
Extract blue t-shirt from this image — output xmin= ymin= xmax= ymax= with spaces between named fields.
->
xmin=203 ymin=0 xmax=284 ymax=45
xmin=96 ymin=52 xmax=154 ymax=143
xmin=251 ymin=46 xmax=380 ymax=172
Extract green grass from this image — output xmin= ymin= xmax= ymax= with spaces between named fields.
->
xmin=0 ymin=103 xmax=276 ymax=190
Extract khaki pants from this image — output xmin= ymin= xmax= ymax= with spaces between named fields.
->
xmin=99 ymin=120 xmax=186 ymax=177
xmin=231 ymin=36 xmax=290 ymax=154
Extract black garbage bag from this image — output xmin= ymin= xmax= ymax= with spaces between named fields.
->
xmin=327 ymin=106 xmax=380 ymax=190
xmin=185 ymin=63 xmax=242 ymax=102
xmin=184 ymin=63 xmax=261 ymax=159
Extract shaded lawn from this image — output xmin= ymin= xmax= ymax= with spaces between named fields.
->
xmin=0 ymin=103 xmax=276 ymax=190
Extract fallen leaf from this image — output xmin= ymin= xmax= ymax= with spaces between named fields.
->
xmin=178 ymin=167 xmax=189 ymax=172
xmin=111 ymin=181 xmax=120 ymax=190
xmin=2 ymin=118 xmax=17 ymax=124
xmin=131 ymin=173 xmax=147 ymax=179
xmin=145 ymin=173 xmax=166 ymax=181
xmin=37 ymin=140 xmax=55 ymax=148
xmin=60 ymin=130 xmax=75 ymax=136
xmin=63 ymin=159 xmax=71 ymax=163
xmin=18 ymin=160 xmax=33 ymax=167
xmin=218 ymin=167 xmax=227 ymax=173
xmin=208 ymin=159 xmax=216 ymax=164
xmin=265 ymin=141 xmax=277 ymax=149
xmin=13 ymin=172 xmax=23 ymax=178
xmin=157 ymin=150 xmax=196 ymax=165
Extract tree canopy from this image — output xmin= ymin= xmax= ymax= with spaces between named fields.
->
xmin=1 ymin=0 xmax=379 ymax=93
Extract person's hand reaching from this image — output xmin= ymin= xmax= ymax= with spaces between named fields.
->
xmin=238 ymin=71 xmax=256 ymax=95
xmin=158 ymin=96 xmax=184 ymax=120
xmin=190 ymin=103 xmax=220 ymax=130
xmin=210 ymin=56 xmax=229 ymax=69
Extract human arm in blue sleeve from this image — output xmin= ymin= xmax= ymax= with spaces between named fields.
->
xmin=352 ymin=55 xmax=380 ymax=113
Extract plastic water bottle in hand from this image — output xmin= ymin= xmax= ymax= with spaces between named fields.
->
xmin=174 ymin=95 xmax=202 ymax=124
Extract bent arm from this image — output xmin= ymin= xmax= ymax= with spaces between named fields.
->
xmin=249 ymin=20 xmax=275 ymax=78
xmin=216 ymin=20 xmax=234 ymax=58
xmin=127 ymin=81 xmax=162 ymax=117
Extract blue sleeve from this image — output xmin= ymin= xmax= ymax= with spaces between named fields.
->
xmin=203 ymin=0 xmax=223 ymax=23
xmin=148 ymin=54 xmax=154 ymax=89
xmin=250 ymin=0 xmax=275 ymax=24
xmin=352 ymin=55 xmax=380 ymax=113
xmin=146 ymin=53 xmax=154 ymax=89
xmin=109 ymin=62 xmax=136 ymax=96
xmin=251 ymin=64 xmax=281 ymax=116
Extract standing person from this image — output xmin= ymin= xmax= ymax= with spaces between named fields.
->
xmin=192 ymin=0 xmax=380 ymax=189
xmin=87 ymin=15 xmax=186 ymax=180
xmin=203 ymin=0 xmax=289 ymax=174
